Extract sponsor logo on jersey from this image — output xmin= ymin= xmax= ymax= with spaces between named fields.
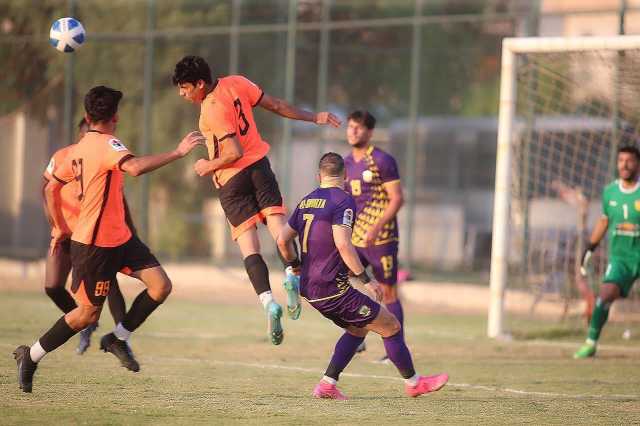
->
xmin=108 ymin=139 xmax=128 ymax=152
xmin=615 ymin=222 xmax=640 ymax=237
xmin=358 ymin=305 xmax=371 ymax=317
xmin=343 ymin=208 xmax=354 ymax=227
xmin=610 ymin=201 xmax=618 ymax=207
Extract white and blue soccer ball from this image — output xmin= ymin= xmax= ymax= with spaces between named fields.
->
xmin=49 ymin=17 xmax=85 ymax=53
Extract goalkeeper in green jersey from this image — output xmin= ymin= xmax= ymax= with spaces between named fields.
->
xmin=575 ymin=145 xmax=640 ymax=359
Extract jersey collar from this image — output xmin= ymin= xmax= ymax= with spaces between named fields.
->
xmin=618 ymin=178 xmax=640 ymax=194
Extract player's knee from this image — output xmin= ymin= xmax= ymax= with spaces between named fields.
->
xmin=154 ymin=278 xmax=172 ymax=302
xmin=387 ymin=316 xmax=401 ymax=336
xmin=377 ymin=309 xmax=401 ymax=337
xmin=600 ymin=285 xmax=620 ymax=304
xmin=69 ymin=305 xmax=100 ymax=330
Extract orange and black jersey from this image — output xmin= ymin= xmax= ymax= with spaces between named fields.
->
xmin=53 ymin=131 xmax=133 ymax=247
xmin=199 ymin=75 xmax=270 ymax=188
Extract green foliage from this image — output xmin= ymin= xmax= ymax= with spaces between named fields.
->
xmin=1 ymin=0 xmax=510 ymax=258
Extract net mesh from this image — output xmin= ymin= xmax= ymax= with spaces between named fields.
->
xmin=508 ymin=47 xmax=640 ymax=322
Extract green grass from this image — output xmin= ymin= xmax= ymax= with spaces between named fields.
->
xmin=1 ymin=290 xmax=639 ymax=425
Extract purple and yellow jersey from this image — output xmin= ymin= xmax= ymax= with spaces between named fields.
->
xmin=344 ymin=145 xmax=400 ymax=247
xmin=288 ymin=186 xmax=356 ymax=303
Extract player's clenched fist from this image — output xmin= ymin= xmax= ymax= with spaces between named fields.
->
xmin=315 ymin=112 xmax=342 ymax=128
xmin=176 ymin=131 xmax=206 ymax=157
xmin=194 ymin=158 xmax=214 ymax=177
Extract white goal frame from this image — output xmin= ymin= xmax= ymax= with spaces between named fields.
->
xmin=488 ymin=35 xmax=640 ymax=338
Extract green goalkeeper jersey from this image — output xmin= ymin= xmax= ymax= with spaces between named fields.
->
xmin=602 ymin=179 xmax=640 ymax=260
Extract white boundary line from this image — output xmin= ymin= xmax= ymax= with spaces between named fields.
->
xmin=148 ymin=356 xmax=640 ymax=401
xmin=1 ymin=342 xmax=637 ymax=400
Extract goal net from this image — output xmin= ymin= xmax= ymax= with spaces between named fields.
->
xmin=489 ymin=36 xmax=640 ymax=338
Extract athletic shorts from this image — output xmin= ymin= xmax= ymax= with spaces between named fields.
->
xmin=70 ymin=235 xmax=160 ymax=306
xmin=602 ymin=256 xmax=640 ymax=298
xmin=218 ymin=156 xmax=286 ymax=240
xmin=357 ymin=242 xmax=398 ymax=286
xmin=310 ymin=286 xmax=381 ymax=329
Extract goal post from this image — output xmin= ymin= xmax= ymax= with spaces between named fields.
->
xmin=489 ymin=35 xmax=640 ymax=338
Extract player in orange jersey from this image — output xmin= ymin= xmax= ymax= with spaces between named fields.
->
xmin=172 ymin=55 xmax=341 ymax=345
xmin=13 ymin=86 xmax=205 ymax=393
xmin=42 ymin=118 xmax=131 ymax=355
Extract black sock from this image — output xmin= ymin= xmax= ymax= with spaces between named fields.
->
xmin=39 ymin=316 xmax=78 ymax=353
xmin=107 ymin=281 xmax=127 ymax=325
xmin=244 ymin=254 xmax=271 ymax=295
xmin=45 ymin=287 xmax=77 ymax=314
xmin=121 ymin=290 xmax=161 ymax=332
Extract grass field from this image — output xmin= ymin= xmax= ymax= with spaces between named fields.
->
xmin=1 ymin=289 xmax=639 ymax=425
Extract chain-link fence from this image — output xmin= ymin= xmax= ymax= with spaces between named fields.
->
xmin=1 ymin=0 xmax=635 ymax=273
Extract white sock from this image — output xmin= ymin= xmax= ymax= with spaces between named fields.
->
xmin=114 ymin=323 xmax=132 ymax=341
xmin=30 ymin=341 xmax=47 ymax=363
xmin=586 ymin=338 xmax=596 ymax=346
xmin=322 ymin=375 xmax=337 ymax=385
xmin=259 ymin=291 xmax=274 ymax=309
xmin=405 ymin=373 xmax=419 ymax=387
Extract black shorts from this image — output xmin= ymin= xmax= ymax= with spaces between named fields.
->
xmin=218 ymin=156 xmax=286 ymax=240
xmin=70 ymin=236 xmax=160 ymax=306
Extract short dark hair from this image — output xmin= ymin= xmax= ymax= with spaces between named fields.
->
xmin=319 ymin=152 xmax=345 ymax=177
xmin=618 ymin=145 xmax=640 ymax=160
xmin=347 ymin=110 xmax=376 ymax=130
xmin=84 ymin=86 xmax=122 ymax=124
xmin=172 ymin=55 xmax=213 ymax=86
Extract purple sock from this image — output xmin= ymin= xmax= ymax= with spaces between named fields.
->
xmin=383 ymin=331 xmax=416 ymax=379
xmin=385 ymin=300 xmax=404 ymax=334
xmin=324 ymin=332 xmax=365 ymax=381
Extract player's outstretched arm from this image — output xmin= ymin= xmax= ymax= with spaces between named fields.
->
xmin=194 ymin=136 xmax=243 ymax=177
xmin=276 ymin=223 xmax=299 ymax=263
xmin=580 ymin=215 xmax=608 ymax=275
xmin=332 ymin=224 xmax=382 ymax=301
xmin=258 ymin=94 xmax=341 ymax=128
xmin=121 ymin=131 xmax=205 ymax=177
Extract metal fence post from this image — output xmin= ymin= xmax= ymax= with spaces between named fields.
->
xmin=280 ymin=0 xmax=298 ymax=198
xmin=63 ymin=0 xmax=77 ymax=146
xmin=139 ymin=0 xmax=156 ymax=241
xmin=403 ymin=0 xmax=423 ymax=270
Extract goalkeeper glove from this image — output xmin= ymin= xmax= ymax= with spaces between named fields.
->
xmin=580 ymin=242 xmax=598 ymax=276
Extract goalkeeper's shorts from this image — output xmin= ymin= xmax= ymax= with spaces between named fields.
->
xmin=602 ymin=256 xmax=640 ymax=298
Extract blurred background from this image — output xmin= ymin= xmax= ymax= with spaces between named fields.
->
xmin=1 ymin=0 xmax=639 ymax=284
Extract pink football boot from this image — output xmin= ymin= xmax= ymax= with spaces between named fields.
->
xmin=313 ymin=381 xmax=348 ymax=400
xmin=405 ymin=373 xmax=449 ymax=397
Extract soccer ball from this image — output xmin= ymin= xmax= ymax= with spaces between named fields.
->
xmin=49 ymin=17 xmax=85 ymax=53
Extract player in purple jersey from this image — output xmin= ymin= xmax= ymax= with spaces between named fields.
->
xmin=344 ymin=110 xmax=404 ymax=360
xmin=277 ymin=152 xmax=448 ymax=399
